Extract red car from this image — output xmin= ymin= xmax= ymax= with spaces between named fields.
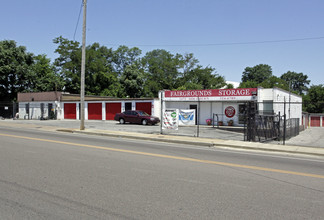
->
xmin=114 ymin=110 xmax=160 ymax=125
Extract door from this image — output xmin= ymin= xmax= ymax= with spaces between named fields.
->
xmin=190 ymin=105 xmax=198 ymax=125
xmin=136 ymin=102 xmax=152 ymax=115
xmin=125 ymin=102 xmax=132 ymax=111
xmin=64 ymin=103 xmax=76 ymax=119
xmin=238 ymin=104 xmax=247 ymax=124
xmin=106 ymin=103 xmax=121 ymax=120
xmin=310 ymin=116 xmax=320 ymax=127
xmin=88 ymin=103 xmax=102 ymax=120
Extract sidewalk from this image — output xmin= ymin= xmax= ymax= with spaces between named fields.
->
xmin=68 ymin=128 xmax=324 ymax=157
xmin=1 ymin=119 xmax=324 ymax=157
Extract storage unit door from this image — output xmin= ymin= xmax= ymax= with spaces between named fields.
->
xmin=136 ymin=102 xmax=152 ymax=115
xmin=106 ymin=103 xmax=121 ymax=120
xmin=310 ymin=116 xmax=320 ymax=127
xmin=64 ymin=103 xmax=76 ymax=119
xmin=88 ymin=103 xmax=102 ymax=120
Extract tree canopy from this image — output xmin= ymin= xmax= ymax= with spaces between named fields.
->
xmin=280 ymin=71 xmax=310 ymax=95
xmin=1 ymin=38 xmax=322 ymax=113
xmin=0 ymin=40 xmax=34 ymax=101
xmin=241 ymin=64 xmax=273 ymax=83
xmin=303 ymin=85 xmax=324 ymax=113
xmin=0 ymin=37 xmax=225 ymax=100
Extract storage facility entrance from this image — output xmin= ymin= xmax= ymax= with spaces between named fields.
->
xmin=64 ymin=103 xmax=76 ymax=119
xmin=88 ymin=103 xmax=102 ymax=120
xmin=106 ymin=103 xmax=121 ymax=120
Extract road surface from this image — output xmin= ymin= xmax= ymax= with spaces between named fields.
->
xmin=0 ymin=126 xmax=323 ymax=219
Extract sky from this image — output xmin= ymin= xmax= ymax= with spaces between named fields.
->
xmin=1 ymin=0 xmax=324 ymax=85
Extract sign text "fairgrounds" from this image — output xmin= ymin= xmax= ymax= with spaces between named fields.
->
xmin=165 ymin=88 xmax=257 ymax=98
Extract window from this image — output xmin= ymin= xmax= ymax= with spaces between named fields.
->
xmin=262 ymin=100 xmax=274 ymax=115
xmin=238 ymin=104 xmax=246 ymax=124
xmin=124 ymin=111 xmax=132 ymax=115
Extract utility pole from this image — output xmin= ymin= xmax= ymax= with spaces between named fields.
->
xmin=80 ymin=0 xmax=87 ymax=130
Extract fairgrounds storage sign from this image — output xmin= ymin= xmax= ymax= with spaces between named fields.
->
xmin=164 ymin=88 xmax=257 ymax=101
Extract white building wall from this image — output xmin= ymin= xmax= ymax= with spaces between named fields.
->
xmin=56 ymin=101 xmax=63 ymax=120
xmin=19 ymin=101 xmax=57 ymax=120
xmin=164 ymin=101 xmax=242 ymax=125
xmin=222 ymin=102 xmax=239 ymax=125
xmin=260 ymin=88 xmax=302 ymax=125
xmin=152 ymin=99 xmax=161 ymax=118
xmin=199 ymin=102 xmax=212 ymax=124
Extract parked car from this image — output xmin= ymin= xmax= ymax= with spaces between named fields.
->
xmin=114 ymin=110 xmax=160 ymax=125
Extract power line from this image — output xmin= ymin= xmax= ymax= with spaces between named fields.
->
xmin=104 ymin=36 xmax=324 ymax=47
xmin=73 ymin=0 xmax=84 ymax=41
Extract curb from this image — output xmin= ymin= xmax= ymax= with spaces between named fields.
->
xmin=60 ymin=129 xmax=324 ymax=157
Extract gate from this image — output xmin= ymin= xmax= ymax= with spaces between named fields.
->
xmin=244 ymin=101 xmax=301 ymax=144
xmin=0 ymin=102 xmax=18 ymax=119
xmin=244 ymin=102 xmax=280 ymax=142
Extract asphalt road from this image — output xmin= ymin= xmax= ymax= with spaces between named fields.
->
xmin=0 ymin=126 xmax=323 ymax=219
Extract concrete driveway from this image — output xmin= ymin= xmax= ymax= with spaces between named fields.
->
xmin=285 ymin=127 xmax=324 ymax=148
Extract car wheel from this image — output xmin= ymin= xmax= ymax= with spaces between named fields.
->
xmin=119 ymin=118 xmax=125 ymax=124
xmin=142 ymin=119 xmax=148 ymax=125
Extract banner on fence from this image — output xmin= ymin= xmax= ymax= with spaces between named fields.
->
xmin=162 ymin=109 xmax=179 ymax=130
xmin=179 ymin=109 xmax=195 ymax=126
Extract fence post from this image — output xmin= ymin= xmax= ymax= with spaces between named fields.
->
xmin=160 ymin=91 xmax=163 ymax=135
xmin=197 ymin=96 xmax=200 ymax=137
xmin=278 ymin=112 xmax=281 ymax=141
xmin=283 ymin=98 xmax=286 ymax=145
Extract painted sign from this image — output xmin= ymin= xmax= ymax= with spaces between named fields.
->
xmin=162 ymin=109 xmax=179 ymax=130
xmin=179 ymin=109 xmax=195 ymax=126
xmin=225 ymin=106 xmax=236 ymax=118
xmin=164 ymin=88 xmax=257 ymax=101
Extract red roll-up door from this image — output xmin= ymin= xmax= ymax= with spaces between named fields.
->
xmin=310 ymin=116 xmax=320 ymax=127
xmin=136 ymin=102 xmax=152 ymax=115
xmin=64 ymin=103 xmax=76 ymax=119
xmin=106 ymin=103 xmax=121 ymax=120
xmin=88 ymin=103 xmax=102 ymax=120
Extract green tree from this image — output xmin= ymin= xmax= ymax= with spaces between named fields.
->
xmin=29 ymin=54 xmax=64 ymax=92
xmin=0 ymin=40 xmax=34 ymax=101
xmin=260 ymin=76 xmax=288 ymax=89
xmin=84 ymin=42 xmax=121 ymax=97
xmin=120 ymin=63 xmax=145 ymax=98
xmin=280 ymin=71 xmax=310 ymax=95
xmin=239 ymin=81 xmax=259 ymax=88
xmin=177 ymin=53 xmax=226 ymax=90
xmin=303 ymin=85 xmax=324 ymax=113
xmin=53 ymin=37 xmax=121 ymax=97
xmin=224 ymin=83 xmax=234 ymax=89
xmin=142 ymin=49 xmax=182 ymax=97
xmin=112 ymin=46 xmax=142 ymax=75
xmin=53 ymin=36 xmax=81 ymax=94
xmin=241 ymin=64 xmax=272 ymax=83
